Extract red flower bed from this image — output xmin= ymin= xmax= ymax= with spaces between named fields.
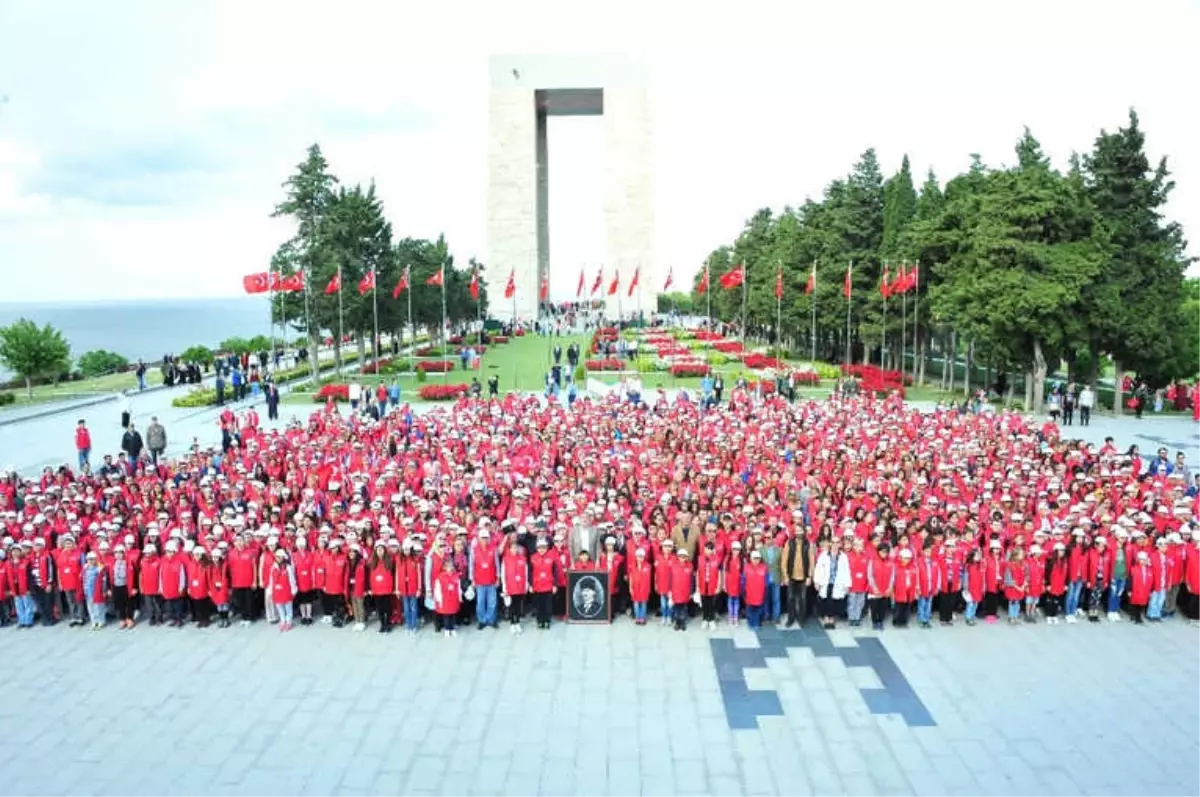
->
xmin=747 ymin=380 xmax=777 ymax=395
xmin=360 ymin=358 xmax=393 ymax=375
xmin=491 ymin=335 xmax=509 ymax=344
xmin=418 ymin=384 xmax=470 ymax=401
xmin=841 ymin=364 xmax=907 ymax=396
xmin=447 ymin=335 xmax=463 ymax=345
xmin=514 ymin=328 xmax=525 ymax=337
xmin=742 ymin=353 xmax=784 ymax=370
xmin=598 ymin=327 xmax=618 ymax=335
xmin=414 ymin=345 xmax=439 ymax=357
xmin=656 ymin=345 xmax=691 ymax=357
xmin=670 ymin=363 xmax=711 ymax=377
xmin=713 ymin=341 xmax=745 ymax=354
xmin=415 ymin=360 xmax=454 ymax=373
xmin=315 ymin=384 xmax=349 ymax=402
xmin=692 ymin=330 xmax=724 ymax=341
xmin=793 ymin=371 xmax=821 ymax=386
xmin=586 ymin=358 xmax=624 ymax=372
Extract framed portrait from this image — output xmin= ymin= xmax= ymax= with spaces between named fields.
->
xmin=566 ymin=570 xmax=611 ymax=624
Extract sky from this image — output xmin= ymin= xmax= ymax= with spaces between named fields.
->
xmin=0 ymin=0 xmax=1197 ymax=304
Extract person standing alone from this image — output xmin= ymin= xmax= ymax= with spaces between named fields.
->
xmin=146 ymin=416 xmax=167 ymax=465
xmin=1078 ymin=385 xmax=1094 ymax=426
xmin=74 ymin=419 xmax=92 ymax=470
xmin=121 ymin=421 xmax=144 ymax=464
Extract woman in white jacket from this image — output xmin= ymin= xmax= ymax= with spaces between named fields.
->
xmin=813 ymin=536 xmax=852 ymax=629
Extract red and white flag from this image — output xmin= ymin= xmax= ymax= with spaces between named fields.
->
xmin=242 ymin=272 xmax=269 ymax=294
xmin=774 ymin=267 xmax=783 ymax=301
xmin=324 ymin=269 xmax=341 ymax=295
xmin=804 ymin=262 xmax=815 ymax=295
xmin=425 ymin=268 xmax=443 ymax=287
xmin=697 ymin=266 xmax=709 ymax=295
xmin=627 ymin=266 xmax=639 ymax=298
xmin=663 ymin=267 xmax=674 ymax=292
xmin=469 ymin=269 xmax=480 ymax=301
xmin=357 ymin=269 xmax=375 ymax=296
xmin=540 ymin=276 xmax=549 ymax=302
xmin=280 ymin=272 xmax=305 ymax=293
xmin=607 ymin=270 xmax=620 ymax=296
xmin=504 ymin=270 xmax=516 ymax=300
xmin=843 ymin=263 xmax=852 ymax=299
xmin=719 ymin=264 xmax=744 ymax=291
xmin=392 ymin=265 xmax=409 ymax=299
xmin=590 ymin=267 xmax=603 ymax=296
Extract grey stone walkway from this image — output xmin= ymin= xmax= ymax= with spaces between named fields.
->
xmin=0 ymin=618 xmax=1195 ymax=796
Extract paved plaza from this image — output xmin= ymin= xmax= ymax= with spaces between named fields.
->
xmin=0 ymin=617 xmax=1196 ymax=796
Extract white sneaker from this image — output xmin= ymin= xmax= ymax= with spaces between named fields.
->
xmin=1066 ymin=615 xmax=1077 ymax=624
xmin=1108 ymin=612 xmax=1120 ymax=622
xmin=443 ymin=629 xmax=450 ymax=638
xmin=321 ymin=616 xmax=333 ymax=625
xmin=354 ymin=622 xmax=365 ymax=632
xmin=516 ymin=623 xmax=523 ymax=634
xmin=240 ymin=619 xmax=250 ymax=627
xmin=450 ymin=629 xmax=457 ymax=638
xmin=510 ymin=624 xmax=517 ymax=635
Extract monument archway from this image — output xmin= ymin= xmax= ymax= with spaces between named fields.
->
xmin=487 ymin=54 xmax=656 ymax=321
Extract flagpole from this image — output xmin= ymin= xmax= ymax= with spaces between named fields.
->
xmin=706 ymin=265 xmax=712 ymax=333
xmin=844 ymin=261 xmax=852 ymax=367
xmin=406 ymin=266 xmax=414 ymax=372
xmin=371 ymin=267 xmax=379 ymax=370
xmin=336 ymin=266 xmax=344 ymax=377
xmin=901 ymin=262 xmax=908 ymax=384
xmin=775 ymin=261 xmax=782 ymax=362
xmin=881 ymin=260 xmax=888 ymax=369
xmin=810 ymin=261 xmax=816 ymax=364
xmin=739 ymin=259 xmax=747 ymax=351
xmin=912 ymin=260 xmax=921 ymax=386
xmin=441 ymin=264 xmax=447 ymax=383
xmin=268 ymin=267 xmax=277 ymax=375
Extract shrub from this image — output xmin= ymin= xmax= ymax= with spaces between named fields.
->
xmin=179 ymin=345 xmax=214 ymax=366
xmin=670 ymin=363 xmax=711 ymax=377
xmin=813 ymin=362 xmax=842 ymax=380
xmin=635 ymin=358 xmax=658 ymax=374
xmin=315 ymin=384 xmax=349 ymax=402
xmin=416 ymin=368 xmax=428 ymax=383
xmin=360 ymin=358 xmax=394 ymax=375
xmin=171 ymin=388 xmax=217 ymax=408
xmin=0 ymin=392 xmax=15 ymax=406
xmin=708 ymin=353 xmax=730 ymax=366
xmin=585 ymin=358 xmax=624 ymax=372
xmin=418 ymin=384 xmax=470 ymax=401
xmin=77 ymin=349 xmax=130 ymax=378
xmin=415 ymin=360 xmax=454 ymax=373
xmin=574 ymin=364 xmax=586 ymax=383
xmin=379 ymin=360 xmax=413 ymax=374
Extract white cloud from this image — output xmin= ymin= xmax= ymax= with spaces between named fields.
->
xmin=0 ymin=0 xmax=1196 ymax=303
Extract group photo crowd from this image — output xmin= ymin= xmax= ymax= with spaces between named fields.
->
xmin=2 ymin=385 xmax=1198 ymax=637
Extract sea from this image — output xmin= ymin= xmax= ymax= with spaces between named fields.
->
xmin=0 ymin=298 xmax=274 ymax=376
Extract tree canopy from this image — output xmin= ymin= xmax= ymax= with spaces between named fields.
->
xmin=696 ymin=110 xmax=1195 ymax=409
xmin=0 ymin=319 xmax=71 ymax=397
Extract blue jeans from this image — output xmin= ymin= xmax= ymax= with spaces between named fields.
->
xmin=671 ymin=602 xmax=688 ymax=627
xmin=917 ymin=597 xmax=933 ymax=623
xmin=768 ymin=582 xmax=781 ymax=621
xmin=964 ymin=594 xmax=978 ymax=621
xmin=15 ymin=595 xmax=35 ymax=626
xmin=476 ymin=585 xmax=497 ymax=626
xmin=633 ymin=601 xmax=647 ymax=622
xmin=659 ymin=596 xmax=672 ymax=617
xmin=728 ymin=597 xmax=741 ymax=622
xmin=1148 ymin=590 xmax=1166 ymax=619
xmin=1065 ymin=580 xmax=1084 ymax=615
xmin=137 ymin=374 xmax=147 ymax=390
xmin=747 ymin=603 xmax=763 ymax=629
xmin=403 ymin=596 xmax=420 ymax=630
xmin=1008 ymin=600 xmax=1021 ymax=619
xmin=1107 ymin=578 xmax=1126 ymax=613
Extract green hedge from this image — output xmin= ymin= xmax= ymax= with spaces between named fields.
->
xmin=0 ymin=392 xmax=14 ymax=406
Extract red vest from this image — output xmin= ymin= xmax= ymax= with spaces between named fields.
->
xmin=743 ymin=561 xmax=768 ymax=606
xmin=502 ymin=553 xmax=528 ymax=596
xmin=669 ymin=559 xmax=694 ymax=604
xmin=324 ymin=553 xmax=348 ymax=596
xmin=209 ymin=561 xmax=231 ymax=604
xmin=627 ymin=559 xmax=652 ymax=602
xmin=271 ymin=563 xmax=295 ymax=603
xmin=186 ymin=558 xmax=209 ymax=600
xmin=369 ymin=562 xmax=394 ymax=596
xmin=160 ymin=555 xmax=186 ymax=599
xmin=435 ymin=571 xmax=461 ymax=615
xmin=531 ymin=551 xmax=557 ymax=593
xmin=139 ymin=556 xmax=161 ymax=596
xmin=228 ymin=548 xmax=257 ymax=589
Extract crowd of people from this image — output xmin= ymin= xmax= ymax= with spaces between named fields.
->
xmin=1 ymin=386 xmax=1197 ymax=637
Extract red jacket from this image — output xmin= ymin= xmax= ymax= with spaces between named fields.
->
xmin=654 ymin=554 xmax=674 ymax=596
xmin=1185 ymin=545 xmax=1200 ymax=594
xmin=75 ymin=426 xmax=92 ymax=451
xmin=867 ymin=556 xmax=895 ymax=597
xmin=1068 ymin=546 xmax=1088 ymax=581
xmin=292 ymin=550 xmax=315 ymax=593
xmin=435 ymin=570 xmax=461 ymax=615
xmin=598 ymin=551 xmax=624 ymax=594
xmin=723 ymin=555 xmax=743 ymax=598
xmin=8 ymin=560 xmax=30 ymax=596
xmin=160 ymin=555 xmax=186 ymax=600
xmin=399 ymin=556 xmax=423 ymax=598
xmin=697 ymin=553 xmax=721 ymax=597
xmin=531 ymin=551 xmax=557 ymax=594
xmin=848 ymin=551 xmax=869 ymax=593
xmin=983 ymin=554 xmax=1004 ymax=591
xmin=1003 ymin=560 xmax=1028 ymax=601
xmin=56 ymin=550 xmax=82 ymax=593
xmin=669 ymin=559 xmax=694 ymax=604
xmin=1026 ymin=557 xmax=1045 ymax=599
xmin=139 ymin=555 xmax=161 ymax=596
xmin=1086 ymin=548 xmax=1113 ymax=588
xmin=471 ymin=541 xmax=498 ymax=587
xmin=324 ymin=552 xmax=348 ymax=596
xmin=627 ymin=558 xmax=652 ymax=602
xmin=186 ymin=558 xmax=209 ymax=600
xmin=916 ymin=557 xmax=942 ymax=598
xmin=1129 ymin=561 xmax=1153 ymax=605
xmin=271 ymin=562 xmax=296 ymax=604
xmin=312 ymin=551 xmax=328 ymax=591
xmin=743 ymin=561 xmax=768 ymax=606
xmin=893 ymin=561 xmax=917 ymax=603
xmin=346 ymin=557 xmax=367 ymax=598
xmin=502 ymin=552 xmax=528 ymax=596
xmin=228 ymin=548 xmax=257 ymax=589
xmin=208 ymin=561 xmax=230 ymax=605
xmin=1046 ymin=557 xmax=1069 ymax=595
xmin=369 ymin=562 xmax=395 ymax=596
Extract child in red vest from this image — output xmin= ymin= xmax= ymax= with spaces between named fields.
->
xmin=434 ymin=558 xmax=462 ymax=637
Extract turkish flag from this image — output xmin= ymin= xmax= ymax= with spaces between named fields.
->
xmin=590 ymin=268 xmax=603 ymax=296
xmin=719 ymin=264 xmax=744 ymax=291
xmin=540 ymin=276 xmax=549 ymax=302
xmin=267 ymin=272 xmax=282 ymax=291
xmin=426 ymin=268 xmax=443 ymax=287
xmin=843 ymin=263 xmax=852 ymax=299
xmin=775 ymin=268 xmax=783 ymax=301
xmin=392 ymin=266 xmax=409 ymax=299
xmin=607 ymin=271 xmax=620 ymax=296
xmin=504 ymin=270 xmax=516 ymax=299
xmin=880 ymin=265 xmax=891 ymax=299
xmin=469 ymin=270 xmax=480 ymax=301
xmin=627 ymin=267 xmax=639 ymax=298
xmin=576 ymin=268 xmax=585 ymax=298
xmin=697 ymin=266 xmax=709 ymax=295
xmin=280 ymin=272 xmax=305 ymax=293
xmin=324 ymin=270 xmax=341 ymax=295
xmin=804 ymin=263 xmax=815 ymax=295
xmin=242 ymin=272 xmax=269 ymax=294
xmin=358 ymin=270 xmax=375 ymax=296
xmin=908 ymin=264 xmax=919 ymax=292
xmin=663 ymin=267 xmax=674 ymax=292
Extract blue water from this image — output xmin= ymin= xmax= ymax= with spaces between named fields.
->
xmin=0 ymin=298 xmax=274 ymax=373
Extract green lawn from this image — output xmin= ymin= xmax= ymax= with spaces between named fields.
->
xmin=1 ymin=370 xmax=138 ymax=406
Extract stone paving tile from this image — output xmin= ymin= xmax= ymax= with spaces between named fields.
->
xmin=0 ymin=618 xmax=1196 ymax=796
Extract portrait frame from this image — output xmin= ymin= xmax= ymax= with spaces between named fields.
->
xmin=566 ymin=570 xmax=611 ymax=624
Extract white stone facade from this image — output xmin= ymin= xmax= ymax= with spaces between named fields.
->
xmin=486 ymin=56 xmax=656 ymax=321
